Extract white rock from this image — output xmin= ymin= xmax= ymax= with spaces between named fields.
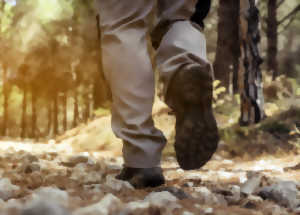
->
xmin=263 ymin=204 xmax=289 ymax=215
xmin=70 ymin=164 xmax=102 ymax=183
xmin=294 ymin=207 xmax=300 ymax=214
xmin=21 ymin=199 xmax=70 ymax=215
xmin=20 ymin=153 xmax=39 ymax=163
xmin=186 ymin=182 xmax=194 ymax=187
xmin=106 ymin=175 xmax=134 ymax=191
xmin=258 ymin=181 xmax=300 ymax=209
xmin=247 ymin=195 xmax=263 ymax=203
xmin=193 ymin=187 xmax=220 ymax=205
xmin=223 ymin=160 xmax=233 ymax=165
xmin=204 ymin=208 xmax=214 ymax=214
xmin=35 ymin=187 xmax=69 ymax=205
xmin=84 ymin=171 xmax=103 ymax=184
xmin=184 ymin=173 xmax=202 ymax=180
xmin=74 ymin=194 xmax=122 ymax=215
xmin=0 ymin=178 xmax=20 ymax=201
xmin=5 ymin=199 xmax=23 ymax=210
xmin=125 ymin=201 xmax=150 ymax=211
xmin=182 ymin=211 xmax=194 ymax=215
xmin=193 ymin=187 xmax=212 ymax=196
xmin=176 ymin=169 xmax=185 ymax=174
xmin=194 ymin=204 xmax=201 ymax=209
xmin=241 ymin=173 xmax=263 ymax=195
xmin=225 ymin=185 xmax=241 ymax=204
xmin=83 ymin=184 xmax=102 ymax=193
xmin=144 ymin=191 xmax=181 ymax=210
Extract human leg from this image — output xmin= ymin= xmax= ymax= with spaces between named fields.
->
xmin=155 ymin=0 xmax=219 ymax=170
xmin=94 ymin=1 xmax=166 ymax=171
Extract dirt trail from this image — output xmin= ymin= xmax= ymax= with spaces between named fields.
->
xmin=0 ymin=140 xmax=299 ymax=215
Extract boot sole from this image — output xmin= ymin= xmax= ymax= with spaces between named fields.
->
xmin=172 ymin=67 xmax=219 ymax=170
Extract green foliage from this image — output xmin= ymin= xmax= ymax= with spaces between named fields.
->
xmin=0 ymin=3 xmax=14 ymax=34
xmin=213 ymin=80 xmax=227 ymax=108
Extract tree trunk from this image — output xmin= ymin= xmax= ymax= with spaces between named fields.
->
xmin=31 ymin=88 xmax=37 ymax=139
xmin=62 ymin=92 xmax=67 ymax=131
xmin=46 ymin=100 xmax=52 ymax=137
xmin=73 ymin=89 xmax=79 ymax=128
xmin=267 ymin=0 xmax=278 ymax=80
xmin=84 ymin=87 xmax=90 ymax=123
xmin=2 ymin=65 xmax=8 ymax=136
xmin=239 ymin=0 xmax=265 ymax=126
xmin=214 ymin=0 xmax=240 ymax=91
xmin=53 ymin=92 xmax=59 ymax=136
xmin=21 ymin=85 xmax=28 ymax=139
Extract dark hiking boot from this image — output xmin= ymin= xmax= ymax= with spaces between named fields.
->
xmin=169 ymin=64 xmax=219 ymax=170
xmin=116 ymin=167 xmax=165 ymax=189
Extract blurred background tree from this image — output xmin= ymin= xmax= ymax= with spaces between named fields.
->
xmin=0 ymin=0 xmax=299 ymax=139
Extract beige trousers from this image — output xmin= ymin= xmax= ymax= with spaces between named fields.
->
xmin=95 ymin=0 xmax=209 ymax=168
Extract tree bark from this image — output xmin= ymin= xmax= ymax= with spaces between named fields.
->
xmin=2 ymin=65 xmax=8 ymax=136
xmin=84 ymin=87 xmax=90 ymax=123
xmin=46 ymin=100 xmax=52 ymax=137
xmin=214 ymin=0 xmax=240 ymax=91
xmin=53 ymin=92 xmax=59 ymax=136
xmin=239 ymin=0 xmax=265 ymax=126
xmin=31 ymin=88 xmax=37 ymax=139
xmin=62 ymin=92 xmax=67 ymax=131
xmin=267 ymin=0 xmax=279 ymax=80
xmin=73 ymin=89 xmax=79 ymax=128
xmin=21 ymin=85 xmax=28 ymax=139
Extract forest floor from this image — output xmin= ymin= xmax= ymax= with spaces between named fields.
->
xmin=0 ymin=97 xmax=299 ymax=215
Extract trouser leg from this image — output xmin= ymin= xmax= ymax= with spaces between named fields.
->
xmin=95 ymin=0 xmax=166 ymax=168
xmin=155 ymin=0 xmax=212 ymax=109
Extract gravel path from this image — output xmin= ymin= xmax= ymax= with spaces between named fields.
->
xmin=0 ymin=140 xmax=299 ymax=215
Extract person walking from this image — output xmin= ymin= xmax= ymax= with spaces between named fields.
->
xmin=94 ymin=0 xmax=219 ymax=189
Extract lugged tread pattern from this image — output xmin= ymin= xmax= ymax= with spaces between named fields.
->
xmin=170 ymin=65 xmax=219 ymax=170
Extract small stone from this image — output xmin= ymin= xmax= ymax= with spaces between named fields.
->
xmin=186 ymin=182 xmax=194 ymax=187
xmin=294 ymin=207 xmax=300 ymax=214
xmin=83 ymin=184 xmax=102 ymax=193
xmin=182 ymin=211 xmax=194 ymax=215
xmin=106 ymin=175 xmax=134 ymax=191
xmin=155 ymin=186 xmax=191 ymax=200
xmin=241 ymin=172 xmax=263 ymax=195
xmin=204 ymin=208 xmax=214 ymax=214
xmin=21 ymin=153 xmax=39 ymax=163
xmin=125 ymin=201 xmax=150 ymax=211
xmin=194 ymin=204 xmax=201 ymax=209
xmin=21 ymin=200 xmax=70 ymax=215
xmin=84 ymin=171 xmax=102 ymax=184
xmin=241 ymin=195 xmax=263 ymax=209
xmin=262 ymin=203 xmax=289 ymax=215
xmin=70 ymin=164 xmax=102 ymax=184
xmin=0 ymin=178 xmax=20 ymax=201
xmin=184 ymin=172 xmax=202 ymax=180
xmin=193 ymin=187 xmax=227 ymax=206
xmin=144 ymin=191 xmax=180 ymax=209
xmin=35 ymin=187 xmax=69 ymax=205
xmin=215 ymin=194 xmax=228 ymax=206
xmin=258 ymin=181 xmax=300 ymax=209
xmin=177 ymin=169 xmax=185 ymax=174
xmin=24 ymin=162 xmax=40 ymax=174
xmin=216 ymin=185 xmax=241 ymax=205
xmin=74 ymin=194 xmax=122 ymax=215
xmin=61 ymin=155 xmax=89 ymax=167
xmin=5 ymin=199 xmax=23 ymax=210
